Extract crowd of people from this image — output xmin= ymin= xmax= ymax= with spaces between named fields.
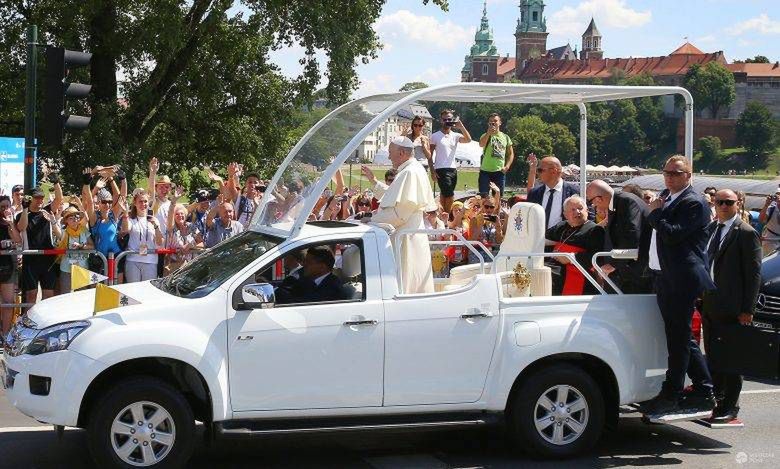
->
xmin=0 ymin=158 xmax=268 ymax=335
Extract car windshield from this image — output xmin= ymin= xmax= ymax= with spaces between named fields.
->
xmin=249 ymin=94 xmax=405 ymax=236
xmin=153 ymin=231 xmax=281 ymax=298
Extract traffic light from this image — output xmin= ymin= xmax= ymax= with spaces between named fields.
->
xmin=41 ymin=46 xmax=92 ymax=148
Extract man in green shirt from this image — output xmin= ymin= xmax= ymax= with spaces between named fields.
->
xmin=478 ymin=113 xmax=514 ymax=197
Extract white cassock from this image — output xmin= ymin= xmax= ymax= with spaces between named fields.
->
xmin=371 ymin=158 xmax=437 ymax=294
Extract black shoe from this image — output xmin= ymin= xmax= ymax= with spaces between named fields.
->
xmin=680 ymin=393 xmax=716 ymax=413
xmin=642 ymin=395 xmax=680 ymax=416
xmin=710 ymin=406 xmax=739 ymax=423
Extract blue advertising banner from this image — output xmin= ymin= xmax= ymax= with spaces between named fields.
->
xmin=0 ymin=137 xmax=25 ymax=195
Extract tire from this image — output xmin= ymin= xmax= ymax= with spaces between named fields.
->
xmin=508 ymin=364 xmax=605 ymax=459
xmin=86 ymin=376 xmax=196 ymax=468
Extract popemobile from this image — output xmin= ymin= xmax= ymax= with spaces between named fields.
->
xmin=2 ymin=83 xmax=775 ymax=468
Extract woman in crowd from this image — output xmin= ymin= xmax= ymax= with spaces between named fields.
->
xmin=122 ymin=188 xmax=163 ymax=282
xmin=86 ymin=188 xmax=126 ymax=281
xmin=57 ymin=203 xmax=94 ymax=293
xmin=446 ymin=200 xmax=471 ymax=268
xmin=546 ymin=195 xmax=605 ymax=296
xmin=0 ymin=196 xmax=22 ymax=335
xmin=406 ymin=116 xmax=431 ymax=164
xmin=164 ymin=186 xmax=201 ymax=275
xmin=469 ymin=183 xmax=505 ymax=262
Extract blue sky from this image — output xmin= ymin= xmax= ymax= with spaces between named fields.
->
xmin=267 ymin=0 xmax=780 ymax=97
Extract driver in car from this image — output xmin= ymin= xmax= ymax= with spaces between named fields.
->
xmin=275 ymin=246 xmax=349 ymax=304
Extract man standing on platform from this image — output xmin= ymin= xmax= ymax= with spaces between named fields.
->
xmin=642 ymin=155 xmax=716 ymax=419
xmin=366 ymin=136 xmax=437 ymax=294
xmin=428 ymin=110 xmax=471 ymax=213
xmin=701 ymin=189 xmax=761 ymax=424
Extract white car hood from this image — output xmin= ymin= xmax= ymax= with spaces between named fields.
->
xmin=27 ymin=282 xmax=180 ymax=328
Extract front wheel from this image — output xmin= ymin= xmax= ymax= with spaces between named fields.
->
xmin=508 ymin=364 xmax=605 ymax=458
xmin=87 ymin=377 xmax=196 ymax=468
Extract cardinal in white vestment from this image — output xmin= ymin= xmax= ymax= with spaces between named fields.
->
xmin=363 ymin=136 xmax=437 ymax=294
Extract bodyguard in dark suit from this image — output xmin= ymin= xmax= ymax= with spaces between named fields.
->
xmin=701 ymin=190 xmax=762 ymax=423
xmin=642 ymin=156 xmax=716 ymax=417
xmin=586 ymin=180 xmax=651 ymax=293
xmin=526 ymin=156 xmax=579 ymax=229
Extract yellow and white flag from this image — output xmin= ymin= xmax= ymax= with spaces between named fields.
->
xmin=71 ymin=265 xmax=108 ymax=291
xmin=93 ymin=283 xmax=140 ymax=315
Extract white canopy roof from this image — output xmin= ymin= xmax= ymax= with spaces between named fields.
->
xmin=251 ymin=83 xmax=694 ymax=238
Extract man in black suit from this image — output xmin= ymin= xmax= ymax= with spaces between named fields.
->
xmin=279 ymin=246 xmax=349 ymax=304
xmin=701 ymin=189 xmax=762 ymax=423
xmin=642 ymin=155 xmax=717 ymax=418
xmin=526 ymin=155 xmax=580 ymax=229
xmin=586 ymin=180 xmax=651 ymax=293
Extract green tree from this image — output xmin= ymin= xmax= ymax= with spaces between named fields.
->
xmin=0 ymin=0 xmax=448 ymax=190
xmin=399 ymin=82 xmax=429 ymax=92
xmin=697 ymin=136 xmax=721 ymax=171
xmin=505 ymin=115 xmax=552 ymax=185
xmin=736 ymin=101 xmax=778 ymax=157
xmin=547 ymin=123 xmax=577 ymax=164
xmin=683 ymin=62 xmax=736 ymax=118
xmin=745 ymin=55 xmax=770 ymax=64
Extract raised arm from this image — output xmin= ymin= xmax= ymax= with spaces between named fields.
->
xmin=148 ymin=157 xmax=158 ymax=195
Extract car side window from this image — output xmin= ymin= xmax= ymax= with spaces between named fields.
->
xmin=249 ymin=240 xmax=365 ymax=306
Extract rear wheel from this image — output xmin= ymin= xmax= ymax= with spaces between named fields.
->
xmin=87 ymin=377 xmax=195 ymax=468
xmin=508 ymin=364 xmax=605 ymax=458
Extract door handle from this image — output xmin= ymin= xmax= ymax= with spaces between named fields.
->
xmin=461 ymin=313 xmax=490 ymax=319
xmin=344 ymin=315 xmax=378 ymax=326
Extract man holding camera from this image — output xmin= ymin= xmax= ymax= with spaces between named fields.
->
xmin=759 ymin=188 xmax=780 ymax=255
xmin=428 ymin=109 xmax=471 ymax=213
xmin=478 ymin=113 xmax=514 ymax=197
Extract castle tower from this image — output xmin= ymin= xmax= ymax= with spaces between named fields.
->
xmin=515 ymin=0 xmax=549 ymax=71
xmin=462 ymin=1 xmax=500 ymax=82
xmin=580 ymin=18 xmax=603 ymax=60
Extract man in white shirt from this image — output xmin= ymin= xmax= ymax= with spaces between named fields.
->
xmin=758 ymin=188 xmax=780 ymax=255
xmin=427 ymin=109 xmax=471 ymax=213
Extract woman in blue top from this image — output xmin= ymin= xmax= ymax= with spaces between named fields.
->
xmin=86 ymin=187 xmax=127 ymax=282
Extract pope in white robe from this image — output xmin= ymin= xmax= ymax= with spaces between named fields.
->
xmin=362 ymin=136 xmax=438 ymax=294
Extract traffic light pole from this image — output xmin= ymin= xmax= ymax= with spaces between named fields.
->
xmin=24 ymin=25 xmax=38 ymax=192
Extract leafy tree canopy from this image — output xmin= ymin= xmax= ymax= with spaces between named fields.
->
xmin=736 ymin=101 xmax=778 ymax=157
xmin=683 ymin=62 xmax=736 ymax=118
xmin=0 ymin=0 xmax=448 ymax=191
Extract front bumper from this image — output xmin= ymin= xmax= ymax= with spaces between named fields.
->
xmin=1 ymin=349 xmax=106 ymax=426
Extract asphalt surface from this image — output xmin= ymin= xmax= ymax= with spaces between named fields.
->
xmin=1 ymin=380 xmax=778 ymax=468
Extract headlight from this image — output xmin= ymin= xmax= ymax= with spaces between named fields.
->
xmin=22 ymin=321 xmax=90 ymax=356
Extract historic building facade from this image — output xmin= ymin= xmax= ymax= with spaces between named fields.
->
xmin=460 ymin=1 xmax=779 ymax=118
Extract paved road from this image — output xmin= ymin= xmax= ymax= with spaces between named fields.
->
xmin=1 ymin=381 xmax=778 ymax=469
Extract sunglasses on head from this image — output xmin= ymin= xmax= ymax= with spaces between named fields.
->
xmin=715 ymin=199 xmax=737 ymax=206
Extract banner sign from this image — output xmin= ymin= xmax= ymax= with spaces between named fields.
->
xmin=0 ymin=137 xmax=25 ymax=195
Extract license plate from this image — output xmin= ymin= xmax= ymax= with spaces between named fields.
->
xmin=753 ymin=321 xmax=774 ymax=329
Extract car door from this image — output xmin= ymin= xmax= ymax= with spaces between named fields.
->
xmin=227 ymin=234 xmax=384 ymax=412
xmin=383 ymin=276 xmax=500 ymax=406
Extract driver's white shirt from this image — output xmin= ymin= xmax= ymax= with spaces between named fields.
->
xmin=313 ymin=272 xmax=329 ymax=286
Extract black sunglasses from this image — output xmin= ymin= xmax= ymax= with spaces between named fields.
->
xmin=715 ymin=199 xmax=737 ymax=206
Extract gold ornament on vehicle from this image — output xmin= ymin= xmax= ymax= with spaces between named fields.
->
xmin=512 ymin=263 xmax=531 ymax=290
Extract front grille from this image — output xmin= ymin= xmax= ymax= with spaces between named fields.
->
xmin=756 ymin=293 xmax=780 ymax=315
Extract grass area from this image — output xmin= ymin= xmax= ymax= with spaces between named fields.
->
xmin=333 ymin=165 xmax=481 ymax=193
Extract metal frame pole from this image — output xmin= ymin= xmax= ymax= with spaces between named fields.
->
xmin=24 ymin=25 xmax=38 ymax=192
xmin=577 ymin=103 xmax=588 ymax=195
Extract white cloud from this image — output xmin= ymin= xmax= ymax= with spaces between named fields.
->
xmin=356 ymin=73 xmax=396 ymax=97
xmin=727 ymin=14 xmax=780 ymax=36
xmin=548 ymin=0 xmax=652 ymax=37
xmin=375 ymin=10 xmax=475 ymax=52
xmin=415 ymin=65 xmax=454 ymax=83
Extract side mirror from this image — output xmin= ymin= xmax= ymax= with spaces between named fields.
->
xmin=239 ymin=283 xmax=275 ymax=310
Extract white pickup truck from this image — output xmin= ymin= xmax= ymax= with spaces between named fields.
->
xmin=2 ymin=84 xmax=684 ymax=467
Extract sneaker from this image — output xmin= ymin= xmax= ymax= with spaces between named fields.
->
xmin=680 ymin=393 xmax=716 ymax=413
xmin=710 ymin=406 xmax=739 ymax=423
xmin=642 ymin=395 xmax=681 ymax=416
